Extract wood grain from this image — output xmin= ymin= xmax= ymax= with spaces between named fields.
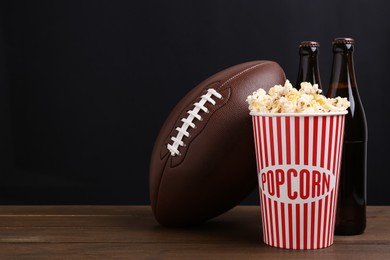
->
xmin=0 ymin=206 xmax=388 ymax=259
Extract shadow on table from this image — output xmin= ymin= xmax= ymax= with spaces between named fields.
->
xmin=151 ymin=206 xmax=265 ymax=246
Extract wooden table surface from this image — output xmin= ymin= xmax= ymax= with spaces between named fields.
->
xmin=0 ymin=206 xmax=388 ymax=259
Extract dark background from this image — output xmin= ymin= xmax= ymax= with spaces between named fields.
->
xmin=0 ymin=0 xmax=389 ymax=205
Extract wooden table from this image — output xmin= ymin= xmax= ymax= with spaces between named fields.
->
xmin=0 ymin=206 xmax=388 ymax=259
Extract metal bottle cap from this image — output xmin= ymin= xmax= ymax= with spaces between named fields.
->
xmin=333 ymin=38 xmax=354 ymax=45
xmin=299 ymin=41 xmax=320 ymax=48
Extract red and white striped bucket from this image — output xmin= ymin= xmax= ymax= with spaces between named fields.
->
xmin=251 ymin=112 xmax=346 ymax=250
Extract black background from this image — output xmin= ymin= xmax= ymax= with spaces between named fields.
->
xmin=0 ymin=0 xmax=389 ymax=205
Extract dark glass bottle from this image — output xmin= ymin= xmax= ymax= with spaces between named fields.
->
xmin=295 ymin=41 xmax=322 ymax=89
xmin=326 ymin=37 xmax=368 ymax=235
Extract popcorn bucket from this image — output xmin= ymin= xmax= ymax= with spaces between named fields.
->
xmin=251 ymin=112 xmax=347 ymax=250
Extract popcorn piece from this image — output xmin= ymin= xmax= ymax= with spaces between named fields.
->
xmin=246 ymin=80 xmax=350 ymax=113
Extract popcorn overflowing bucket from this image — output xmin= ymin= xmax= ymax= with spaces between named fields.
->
xmin=251 ymin=112 xmax=347 ymax=249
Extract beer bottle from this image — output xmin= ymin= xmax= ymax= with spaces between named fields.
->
xmin=295 ymin=41 xmax=322 ymax=89
xmin=327 ymin=37 xmax=368 ymax=235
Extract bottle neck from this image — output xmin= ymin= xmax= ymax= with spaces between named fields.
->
xmin=296 ymin=52 xmax=322 ymax=89
xmin=327 ymin=41 xmax=367 ymax=143
xmin=327 ymin=50 xmax=357 ymax=96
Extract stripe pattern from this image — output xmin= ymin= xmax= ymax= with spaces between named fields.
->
xmin=252 ymin=114 xmax=345 ymax=250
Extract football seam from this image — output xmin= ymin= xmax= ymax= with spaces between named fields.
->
xmin=160 ymin=81 xmax=222 ymax=161
xmin=220 ymin=61 xmax=274 ymax=89
xmin=167 ymin=88 xmax=223 ymax=156
xmin=164 ymin=61 xmax=274 ymax=160
xmin=169 ymin=88 xmax=231 ymax=167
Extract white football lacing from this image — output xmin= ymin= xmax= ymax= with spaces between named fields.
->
xmin=167 ymin=88 xmax=223 ymax=156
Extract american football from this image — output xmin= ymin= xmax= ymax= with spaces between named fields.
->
xmin=149 ymin=60 xmax=286 ymax=226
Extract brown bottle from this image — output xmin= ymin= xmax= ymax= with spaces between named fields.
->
xmin=295 ymin=41 xmax=322 ymax=89
xmin=326 ymin=38 xmax=367 ymax=235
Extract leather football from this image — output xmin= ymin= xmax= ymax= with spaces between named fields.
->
xmin=149 ymin=60 xmax=286 ymax=226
